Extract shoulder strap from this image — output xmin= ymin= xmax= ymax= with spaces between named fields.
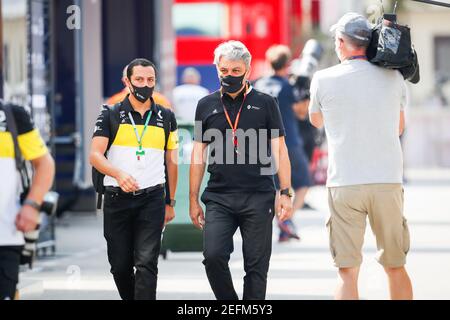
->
xmin=94 ymin=103 xmax=120 ymax=210
xmin=3 ymin=103 xmax=24 ymax=170
xmin=3 ymin=103 xmax=31 ymax=193
xmin=106 ymin=102 xmax=122 ymax=152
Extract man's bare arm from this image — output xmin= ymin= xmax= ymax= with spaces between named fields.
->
xmin=166 ymin=149 xmax=179 ymax=201
xmin=16 ymin=153 xmax=55 ymax=233
xmin=189 ymin=141 xmax=207 ymax=229
xmin=309 ymin=111 xmax=324 ymax=129
xmin=89 ymin=136 xmax=139 ymax=192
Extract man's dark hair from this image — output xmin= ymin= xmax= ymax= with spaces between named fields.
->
xmin=266 ymin=45 xmax=292 ymax=71
xmin=127 ymin=58 xmax=157 ymax=79
xmin=270 ymin=55 xmax=290 ymax=71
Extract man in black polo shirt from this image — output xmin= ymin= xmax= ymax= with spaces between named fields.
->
xmin=90 ymin=58 xmax=178 ymax=300
xmin=189 ymin=41 xmax=293 ymax=300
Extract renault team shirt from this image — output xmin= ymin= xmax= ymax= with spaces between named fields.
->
xmin=93 ymin=97 xmax=179 ymax=189
xmin=194 ymin=86 xmax=285 ymax=193
xmin=0 ymin=104 xmax=48 ymax=246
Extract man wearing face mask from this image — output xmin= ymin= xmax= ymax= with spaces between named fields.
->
xmin=106 ymin=65 xmax=172 ymax=109
xmin=190 ymin=41 xmax=293 ymax=300
xmin=90 ymin=58 xmax=179 ymax=300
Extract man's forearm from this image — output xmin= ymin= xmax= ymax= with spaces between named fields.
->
xmin=271 ymin=138 xmax=291 ymax=190
xmin=190 ymin=142 xmax=207 ymax=202
xmin=27 ymin=153 xmax=55 ymax=205
xmin=190 ymin=162 xmax=206 ymax=202
xmin=166 ymin=150 xmax=178 ymax=199
xmin=90 ymin=152 xmax=121 ymax=179
xmin=277 ymin=144 xmax=292 ymax=190
xmin=309 ymin=112 xmax=324 ymax=129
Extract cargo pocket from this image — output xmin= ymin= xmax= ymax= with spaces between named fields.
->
xmin=326 ymin=217 xmax=337 ymax=259
xmin=402 ymin=217 xmax=410 ymax=255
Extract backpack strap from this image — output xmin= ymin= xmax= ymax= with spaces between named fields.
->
xmin=106 ymin=102 xmax=122 ymax=152
xmin=95 ymin=102 xmax=121 ymax=210
xmin=3 ymin=104 xmax=31 ymax=195
xmin=3 ymin=103 xmax=23 ymax=170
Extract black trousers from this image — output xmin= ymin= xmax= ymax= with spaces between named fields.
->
xmin=103 ymin=187 xmax=165 ymax=300
xmin=0 ymin=246 xmax=22 ymax=300
xmin=201 ymin=191 xmax=275 ymax=300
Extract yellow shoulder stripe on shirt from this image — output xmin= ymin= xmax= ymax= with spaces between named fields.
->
xmin=0 ymin=129 xmax=48 ymax=160
xmin=0 ymin=132 xmax=14 ymax=158
xmin=112 ymin=124 xmax=178 ymax=150
xmin=167 ymin=130 xmax=179 ymax=150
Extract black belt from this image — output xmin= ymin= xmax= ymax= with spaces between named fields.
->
xmin=105 ymin=183 xmax=165 ymax=196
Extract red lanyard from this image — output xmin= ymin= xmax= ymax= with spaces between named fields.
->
xmin=222 ymin=92 xmax=247 ymax=153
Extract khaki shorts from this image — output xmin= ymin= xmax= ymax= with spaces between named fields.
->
xmin=327 ymin=184 xmax=410 ymax=268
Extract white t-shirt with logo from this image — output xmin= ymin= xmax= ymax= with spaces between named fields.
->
xmin=309 ymin=59 xmax=407 ymax=187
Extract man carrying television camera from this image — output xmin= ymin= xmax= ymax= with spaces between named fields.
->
xmin=309 ymin=13 xmax=413 ymax=300
xmin=0 ymin=101 xmax=55 ymax=300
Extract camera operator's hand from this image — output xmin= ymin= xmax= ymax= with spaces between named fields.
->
xmin=16 ymin=205 xmax=40 ymax=233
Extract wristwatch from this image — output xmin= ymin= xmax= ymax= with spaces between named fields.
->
xmin=280 ymin=188 xmax=293 ymax=198
xmin=167 ymin=199 xmax=176 ymax=207
xmin=23 ymin=199 xmax=41 ymax=211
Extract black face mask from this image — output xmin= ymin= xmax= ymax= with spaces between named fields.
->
xmin=131 ymin=84 xmax=154 ymax=103
xmin=220 ymin=74 xmax=246 ymax=94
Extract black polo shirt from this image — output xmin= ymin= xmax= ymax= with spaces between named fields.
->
xmin=194 ymin=85 xmax=285 ymax=193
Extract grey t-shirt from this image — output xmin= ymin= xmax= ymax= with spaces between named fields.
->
xmin=309 ymin=59 xmax=407 ymax=187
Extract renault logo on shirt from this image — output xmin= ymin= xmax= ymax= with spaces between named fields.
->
xmin=158 ymin=110 xmax=163 ymax=119
xmin=247 ymin=105 xmax=261 ymax=110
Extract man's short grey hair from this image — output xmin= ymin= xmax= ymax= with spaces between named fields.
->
xmin=213 ymin=40 xmax=252 ymax=69
xmin=337 ymin=31 xmax=369 ymax=50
